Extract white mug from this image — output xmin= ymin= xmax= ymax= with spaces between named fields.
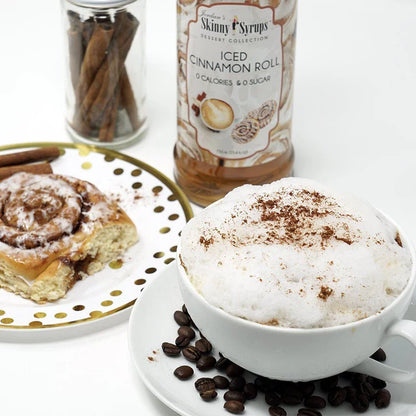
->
xmin=177 ymin=222 xmax=416 ymax=382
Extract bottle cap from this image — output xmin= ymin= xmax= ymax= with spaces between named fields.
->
xmin=66 ymin=0 xmax=136 ymax=9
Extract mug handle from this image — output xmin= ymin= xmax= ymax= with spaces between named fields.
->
xmin=350 ymin=320 xmax=416 ymax=383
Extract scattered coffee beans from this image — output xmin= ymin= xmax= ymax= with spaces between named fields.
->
xmin=265 ymin=391 xmax=282 ymax=406
xmin=224 ymin=400 xmax=245 ymax=414
xmin=195 ymin=377 xmax=216 ymax=393
xmin=174 ymin=310 xmax=191 ymax=326
xmin=175 ymin=335 xmax=191 ymax=348
xmin=182 ymin=346 xmax=201 ymax=362
xmin=164 ymin=306 xmax=392 ymax=415
xmin=327 ymin=387 xmax=347 ymax=407
xmin=196 ymin=355 xmax=217 ymax=371
xmin=243 ymin=383 xmax=258 ymax=400
xmin=224 ymin=390 xmax=246 ymax=403
xmin=304 ymin=395 xmax=326 ymax=409
xmin=161 ymin=342 xmax=180 ymax=357
xmin=178 ymin=326 xmax=195 ymax=339
xmin=352 ymin=393 xmax=370 ymax=413
xmin=297 ymin=408 xmax=322 ymax=416
xmin=214 ymin=375 xmax=230 ymax=389
xmin=269 ymin=406 xmax=287 ymax=416
xmin=229 ymin=376 xmax=246 ymax=391
xmin=200 ymin=389 xmax=218 ymax=401
xmin=195 ymin=338 xmax=212 ymax=354
xmin=374 ymin=389 xmax=391 ymax=409
xmin=226 ymin=363 xmax=245 ymax=378
xmin=174 ymin=365 xmax=194 ymax=380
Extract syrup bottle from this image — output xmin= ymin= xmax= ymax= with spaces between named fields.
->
xmin=175 ymin=0 xmax=297 ymax=206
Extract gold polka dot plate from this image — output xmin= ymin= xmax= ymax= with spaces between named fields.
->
xmin=0 ymin=142 xmax=193 ymax=336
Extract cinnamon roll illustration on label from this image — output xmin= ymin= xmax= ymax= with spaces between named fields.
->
xmin=232 ymin=118 xmax=260 ymax=144
xmin=248 ymin=100 xmax=278 ymax=129
xmin=0 ymin=172 xmax=138 ymax=303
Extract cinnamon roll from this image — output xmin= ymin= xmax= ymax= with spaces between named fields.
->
xmin=248 ymin=100 xmax=278 ymax=128
xmin=232 ymin=118 xmax=260 ymax=144
xmin=0 ymin=172 xmax=138 ymax=303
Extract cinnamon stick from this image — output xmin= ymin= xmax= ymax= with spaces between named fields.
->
xmin=0 ymin=147 xmax=60 ymax=167
xmin=80 ymin=12 xmax=139 ymax=127
xmin=0 ymin=163 xmax=53 ymax=180
xmin=99 ymin=85 xmax=121 ymax=142
xmin=120 ymin=68 xmax=141 ymax=131
xmin=76 ymin=23 xmax=114 ymax=105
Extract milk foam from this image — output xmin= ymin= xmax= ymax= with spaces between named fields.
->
xmin=180 ymin=178 xmax=412 ymax=328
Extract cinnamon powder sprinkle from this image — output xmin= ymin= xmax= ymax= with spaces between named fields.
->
xmin=318 ymin=286 xmax=334 ymax=301
xmin=199 ymin=236 xmax=214 ymax=249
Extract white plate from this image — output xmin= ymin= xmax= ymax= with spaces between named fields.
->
xmin=0 ymin=143 xmax=193 ymax=340
xmin=128 ymin=265 xmax=416 ymax=416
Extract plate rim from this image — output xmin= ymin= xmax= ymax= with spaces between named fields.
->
xmin=0 ymin=142 xmax=193 ymax=332
xmin=128 ymin=263 xmax=196 ymax=416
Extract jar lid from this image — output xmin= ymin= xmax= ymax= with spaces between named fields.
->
xmin=66 ymin=0 xmax=136 ymax=8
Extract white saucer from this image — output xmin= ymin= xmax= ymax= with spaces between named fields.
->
xmin=128 ymin=264 xmax=416 ymax=416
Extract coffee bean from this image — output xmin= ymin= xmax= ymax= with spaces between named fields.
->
xmin=255 ymin=376 xmax=274 ymax=393
xmin=304 ymin=396 xmax=326 ymax=409
xmin=173 ymin=365 xmax=194 ymax=380
xmin=229 ymin=376 xmax=246 ymax=391
xmin=319 ymin=375 xmax=338 ymax=392
xmin=195 ymin=338 xmax=212 ymax=354
xmin=297 ymin=409 xmax=322 ymax=416
xmin=351 ymin=373 xmax=367 ymax=388
xmin=370 ymin=348 xmax=387 ymax=362
xmin=367 ymin=376 xmax=387 ymax=390
xmin=351 ymin=393 xmax=369 ymax=413
xmin=282 ymin=384 xmax=303 ymax=405
xmin=161 ymin=342 xmax=180 ymax=357
xmin=224 ymin=400 xmax=245 ymax=414
xmin=269 ymin=406 xmax=287 ymax=416
xmin=200 ymin=389 xmax=218 ymax=401
xmin=213 ymin=375 xmax=230 ymax=389
xmin=358 ymin=381 xmax=376 ymax=400
xmin=181 ymin=304 xmax=188 ymax=314
xmin=216 ymin=356 xmax=231 ymax=371
xmin=196 ymin=355 xmax=216 ymax=371
xmin=182 ymin=346 xmax=200 ymax=362
xmin=224 ymin=390 xmax=246 ymax=403
xmin=297 ymin=382 xmax=315 ymax=397
xmin=178 ymin=326 xmax=195 ymax=339
xmin=195 ymin=377 xmax=216 ymax=392
xmin=243 ymin=383 xmax=257 ymax=400
xmin=265 ymin=391 xmax=282 ymax=406
xmin=174 ymin=310 xmax=191 ymax=326
xmin=345 ymin=386 xmax=358 ymax=403
xmin=226 ymin=363 xmax=245 ymax=377
xmin=375 ymin=389 xmax=391 ymax=409
xmin=328 ymin=387 xmax=347 ymax=407
xmin=175 ymin=335 xmax=191 ymax=348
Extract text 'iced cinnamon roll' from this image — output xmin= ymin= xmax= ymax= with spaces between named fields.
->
xmin=0 ymin=172 xmax=138 ymax=303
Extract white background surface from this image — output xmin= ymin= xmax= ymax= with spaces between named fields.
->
xmin=0 ymin=0 xmax=415 ymax=415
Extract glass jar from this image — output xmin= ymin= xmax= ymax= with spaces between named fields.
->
xmin=175 ymin=0 xmax=297 ymax=206
xmin=62 ymin=0 xmax=147 ymax=149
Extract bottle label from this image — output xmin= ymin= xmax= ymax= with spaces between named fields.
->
xmin=186 ymin=3 xmax=283 ymax=160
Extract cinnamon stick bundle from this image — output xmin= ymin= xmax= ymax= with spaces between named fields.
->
xmin=67 ymin=10 xmax=142 ymax=143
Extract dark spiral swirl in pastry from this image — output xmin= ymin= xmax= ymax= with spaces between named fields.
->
xmin=0 ymin=173 xmax=107 ymax=249
xmin=232 ymin=118 xmax=260 ymax=144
